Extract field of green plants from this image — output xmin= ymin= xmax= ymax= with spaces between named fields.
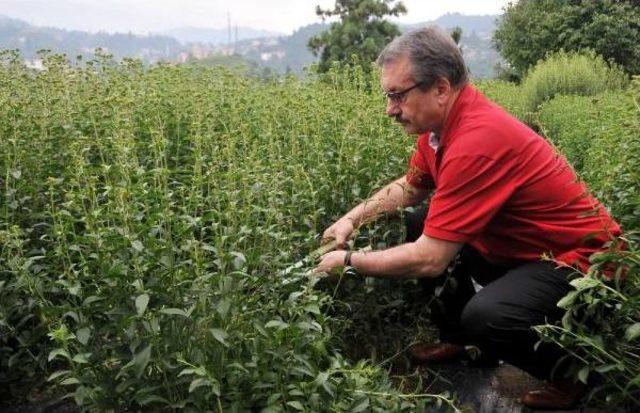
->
xmin=1 ymin=49 xmax=639 ymax=412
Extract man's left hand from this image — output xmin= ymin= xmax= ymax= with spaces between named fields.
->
xmin=313 ymin=250 xmax=348 ymax=275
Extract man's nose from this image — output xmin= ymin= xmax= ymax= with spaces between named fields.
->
xmin=386 ymin=100 xmax=400 ymax=117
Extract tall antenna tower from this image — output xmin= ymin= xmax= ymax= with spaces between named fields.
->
xmin=235 ymin=25 xmax=238 ymax=52
xmin=227 ymin=12 xmax=231 ymax=47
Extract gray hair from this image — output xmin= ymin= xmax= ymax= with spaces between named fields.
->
xmin=377 ymin=26 xmax=468 ymax=89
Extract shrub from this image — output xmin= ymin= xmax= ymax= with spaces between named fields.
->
xmin=475 ymin=79 xmax=529 ymax=122
xmin=535 ymin=234 xmax=640 ymax=408
xmin=536 ymin=94 xmax=596 ymax=171
xmin=0 ymin=53 xmax=442 ymax=412
xmin=582 ymin=91 xmax=640 ymax=231
xmin=494 ymin=0 xmax=640 ymax=77
xmin=521 ymin=50 xmax=628 ymax=112
xmin=538 ymin=88 xmax=639 ymax=231
xmin=534 ymin=78 xmax=640 ymax=410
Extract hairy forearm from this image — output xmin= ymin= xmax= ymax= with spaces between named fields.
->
xmin=344 ymin=175 xmax=427 ymax=227
xmin=350 ymin=243 xmax=443 ymax=279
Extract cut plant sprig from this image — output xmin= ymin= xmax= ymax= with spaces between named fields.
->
xmin=281 ymin=231 xmax=362 ymax=284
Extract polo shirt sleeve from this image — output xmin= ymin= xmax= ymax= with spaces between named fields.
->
xmin=424 ymin=154 xmax=518 ymax=242
xmin=405 ymin=135 xmax=435 ymax=190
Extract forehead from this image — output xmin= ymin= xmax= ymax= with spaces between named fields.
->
xmin=381 ymin=55 xmax=414 ymax=91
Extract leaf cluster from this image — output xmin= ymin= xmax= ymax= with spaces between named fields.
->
xmin=0 ymin=52 xmax=442 ymax=412
xmin=535 ymin=235 xmax=640 ymax=407
xmin=308 ymin=0 xmax=406 ymax=73
xmin=476 ymin=63 xmax=639 ymax=409
xmin=494 ymin=0 xmax=640 ymax=78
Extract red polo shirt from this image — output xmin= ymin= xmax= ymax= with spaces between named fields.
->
xmin=406 ymin=84 xmax=621 ymax=273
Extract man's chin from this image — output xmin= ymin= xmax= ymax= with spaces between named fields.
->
xmin=402 ymin=124 xmax=424 ymax=135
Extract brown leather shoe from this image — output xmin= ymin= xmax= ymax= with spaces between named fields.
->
xmin=409 ymin=342 xmax=466 ymax=364
xmin=521 ymin=381 xmax=585 ymax=410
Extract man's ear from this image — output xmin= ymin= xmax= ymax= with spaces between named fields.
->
xmin=434 ymin=77 xmax=452 ymax=102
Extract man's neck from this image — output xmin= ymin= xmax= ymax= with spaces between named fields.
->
xmin=433 ymin=85 xmax=465 ymax=135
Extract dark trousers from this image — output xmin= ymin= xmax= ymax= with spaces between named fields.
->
xmin=405 ymin=205 xmax=574 ymax=381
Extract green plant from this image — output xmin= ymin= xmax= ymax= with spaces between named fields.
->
xmin=521 ymin=50 xmax=628 ymax=112
xmin=494 ymin=0 xmax=640 ymax=77
xmin=535 ymin=234 xmax=640 ymax=408
xmin=533 ymin=77 xmax=640 ymax=409
xmin=0 ymin=51 xmax=449 ymax=411
xmin=538 ymin=88 xmax=639 ymax=230
xmin=475 ymin=79 xmax=529 ymax=122
xmin=308 ymin=0 xmax=406 ymax=74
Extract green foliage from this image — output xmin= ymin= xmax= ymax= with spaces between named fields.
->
xmin=494 ymin=0 xmax=640 ymax=78
xmin=480 ymin=73 xmax=639 ymax=408
xmin=520 ymin=50 xmax=628 ymax=112
xmin=474 ymin=80 xmax=528 ymax=121
xmin=535 ymin=234 xmax=640 ymax=408
xmin=450 ymin=27 xmax=462 ymax=46
xmin=308 ymin=0 xmax=406 ymax=73
xmin=186 ymin=53 xmax=276 ymax=79
xmin=537 ymin=94 xmax=596 ymax=171
xmin=583 ymin=90 xmax=640 ymax=232
xmin=0 ymin=51 xmax=444 ymax=411
xmin=538 ymin=87 xmax=639 ymax=230
xmin=534 ymin=77 xmax=640 ymax=409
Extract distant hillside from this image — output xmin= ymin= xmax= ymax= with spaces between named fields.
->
xmin=0 ymin=15 xmax=181 ymax=63
xmin=231 ymin=23 xmax=327 ymax=75
xmin=0 ymin=13 xmax=502 ymax=78
xmin=215 ymin=14 xmax=501 ymax=78
xmin=159 ymin=26 xmax=284 ymax=45
xmin=425 ymin=12 xmax=498 ymax=35
xmin=403 ymin=13 xmax=502 ymax=78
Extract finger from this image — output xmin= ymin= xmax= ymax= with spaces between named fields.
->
xmin=321 ymin=227 xmax=337 ymax=242
xmin=333 ymin=234 xmax=347 ymax=249
xmin=313 ymin=270 xmax=338 ymax=282
xmin=312 ymin=241 xmax=339 ymax=259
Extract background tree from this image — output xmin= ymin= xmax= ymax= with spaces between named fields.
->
xmin=450 ymin=26 xmax=463 ymax=46
xmin=308 ymin=0 xmax=407 ymax=73
xmin=493 ymin=0 xmax=640 ymax=79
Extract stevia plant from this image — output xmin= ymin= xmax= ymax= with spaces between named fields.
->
xmin=533 ymin=78 xmax=640 ymax=409
xmin=534 ymin=234 xmax=640 ymax=408
xmin=0 ymin=51 xmax=454 ymax=412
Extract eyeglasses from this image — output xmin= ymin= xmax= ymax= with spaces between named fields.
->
xmin=383 ymin=82 xmax=424 ymax=104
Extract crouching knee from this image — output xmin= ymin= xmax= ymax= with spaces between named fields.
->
xmin=460 ymin=296 xmax=504 ymax=341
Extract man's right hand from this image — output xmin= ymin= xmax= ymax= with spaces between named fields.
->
xmin=322 ymin=217 xmax=355 ymax=249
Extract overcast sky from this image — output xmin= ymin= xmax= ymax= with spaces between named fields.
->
xmin=0 ymin=0 xmax=511 ymax=34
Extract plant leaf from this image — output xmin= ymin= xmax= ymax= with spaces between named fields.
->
xmin=48 ymin=348 xmax=71 ymax=362
xmin=286 ymin=401 xmax=304 ymax=411
xmin=209 ymin=328 xmax=229 ymax=347
xmin=159 ymin=308 xmax=188 ymax=317
xmin=47 ymin=370 xmax=71 ymax=382
xmin=76 ymin=327 xmax=91 ymax=345
xmin=60 ymin=377 xmax=80 ymax=386
xmin=557 ymin=290 xmax=579 ymax=309
xmin=570 ymin=276 xmax=599 ymax=291
xmin=351 ymin=397 xmax=370 ymax=413
xmin=132 ymin=345 xmax=152 ymax=377
xmin=625 ymin=323 xmax=640 ymax=341
xmin=577 ymin=366 xmax=590 ymax=384
xmin=135 ymin=293 xmax=150 ymax=317
xmin=265 ymin=319 xmax=288 ymax=329
xmin=304 ymin=303 xmax=321 ymax=315
xmin=188 ymin=378 xmax=208 ymax=393
xmin=132 ymin=240 xmax=144 ymax=252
